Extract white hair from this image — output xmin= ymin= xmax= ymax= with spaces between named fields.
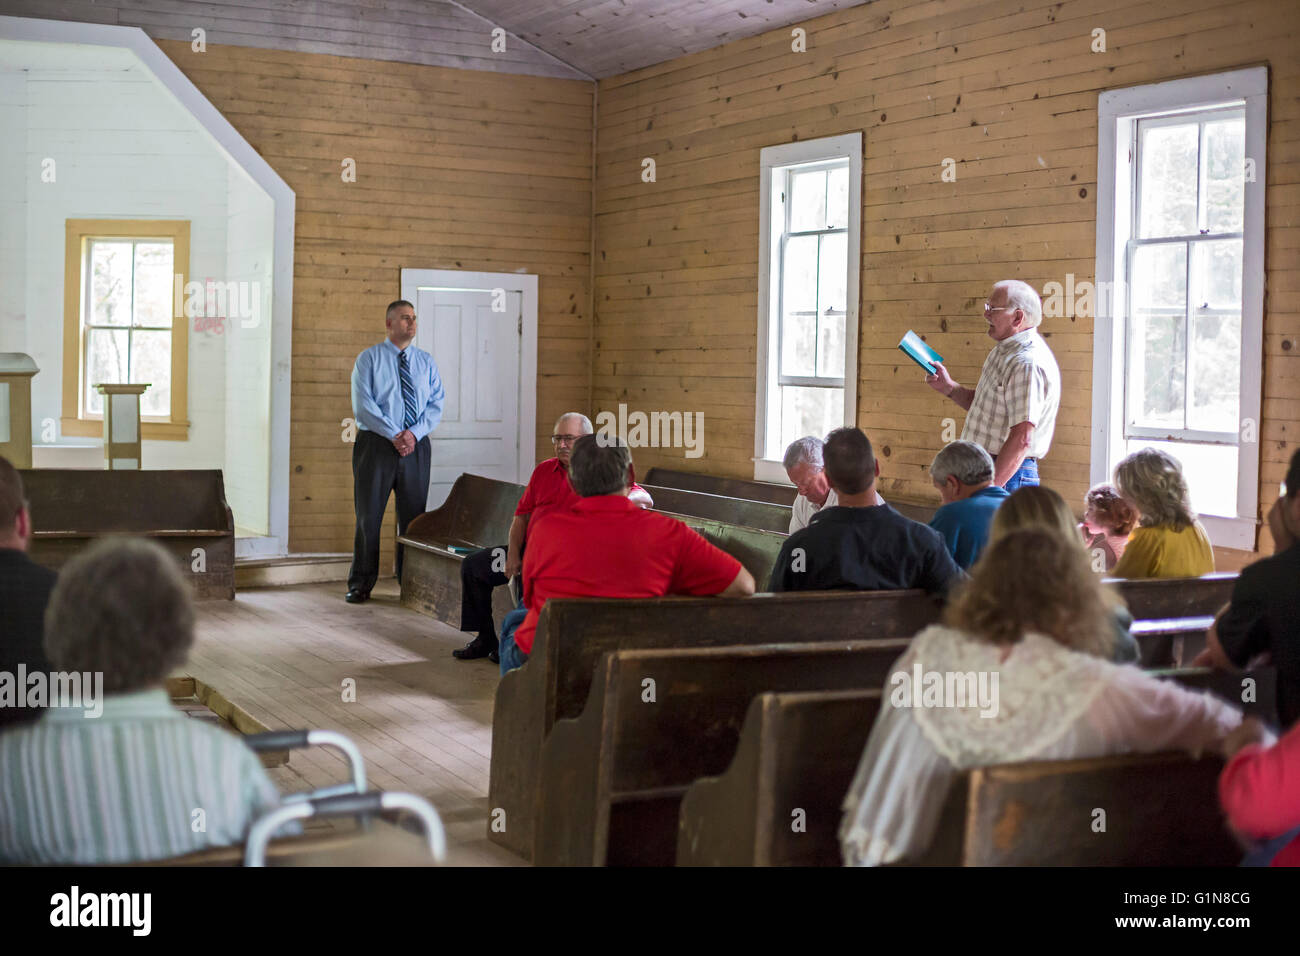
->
xmin=929 ymin=441 xmax=994 ymax=486
xmin=553 ymin=412 xmax=593 ymax=435
xmin=996 ymin=279 xmax=1043 ymax=329
xmin=782 ymin=436 xmax=824 ymax=471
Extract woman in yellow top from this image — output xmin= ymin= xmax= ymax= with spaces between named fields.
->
xmin=1110 ymin=447 xmax=1215 ymax=579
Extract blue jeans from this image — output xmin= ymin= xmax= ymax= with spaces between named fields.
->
xmin=498 ymin=607 xmax=529 ymax=677
xmin=1003 ymin=457 xmax=1039 ymax=493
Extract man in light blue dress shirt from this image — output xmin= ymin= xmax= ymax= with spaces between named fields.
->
xmin=346 ymin=300 xmax=445 ymax=602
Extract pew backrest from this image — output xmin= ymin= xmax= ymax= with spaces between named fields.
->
xmin=643 ymin=484 xmax=792 ymax=533
xmin=1112 ymin=573 xmax=1237 ymax=620
xmin=401 ymin=472 xmax=523 ymax=552
xmin=644 ymin=467 xmax=795 ymax=505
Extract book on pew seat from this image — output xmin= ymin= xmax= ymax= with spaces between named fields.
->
xmin=898 ymin=330 xmax=943 ymax=375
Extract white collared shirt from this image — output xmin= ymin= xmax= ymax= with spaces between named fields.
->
xmin=789 ymin=488 xmax=886 ymax=533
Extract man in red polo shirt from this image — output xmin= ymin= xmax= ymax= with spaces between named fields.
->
xmin=498 ymin=435 xmax=755 ymax=674
xmin=453 ymin=412 xmax=652 ymax=662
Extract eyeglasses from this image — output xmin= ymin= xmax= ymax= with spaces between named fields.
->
xmin=983 ymin=302 xmax=1013 ymax=314
xmin=550 ymin=435 xmax=582 ymax=445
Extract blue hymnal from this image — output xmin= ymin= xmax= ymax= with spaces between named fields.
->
xmin=898 ymin=330 xmax=943 ymax=374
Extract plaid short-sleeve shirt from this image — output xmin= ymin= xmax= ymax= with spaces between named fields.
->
xmin=960 ymin=328 xmax=1061 ymax=459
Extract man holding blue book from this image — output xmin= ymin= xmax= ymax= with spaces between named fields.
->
xmin=920 ymin=280 xmax=1061 ymax=492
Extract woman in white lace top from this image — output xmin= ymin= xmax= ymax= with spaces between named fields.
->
xmin=839 ymin=527 xmax=1256 ymax=867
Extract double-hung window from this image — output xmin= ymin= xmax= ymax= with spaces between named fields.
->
xmin=1092 ymin=69 xmax=1266 ymax=549
xmin=755 ymin=133 xmax=861 ymax=482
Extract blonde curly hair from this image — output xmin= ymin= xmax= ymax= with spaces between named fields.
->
xmin=945 ymin=527 xmax=1116 ymax=658
xmin=1114 ymin=447 xmax=1195 ymax=531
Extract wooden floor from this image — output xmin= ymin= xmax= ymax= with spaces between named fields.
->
xmin=191 ymin=579 xmax=524 ymax=866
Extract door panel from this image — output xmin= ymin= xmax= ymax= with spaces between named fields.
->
xmin=414 ymin=287 xmax=521 ymax=511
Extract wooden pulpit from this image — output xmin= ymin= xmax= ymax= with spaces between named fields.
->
xmin=94 ymin=382 xmax=150 ymax=470
xmin=0 ymin=353 xmax=38 ymax=468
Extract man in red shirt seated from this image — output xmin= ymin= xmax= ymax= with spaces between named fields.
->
xmin=453 ymin=413 xmax=653 ymax=662
xmin=498 ymin=434 xmax=756 ymax=674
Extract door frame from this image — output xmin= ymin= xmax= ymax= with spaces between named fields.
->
xmin=399 ymin=269 xmax=538 ymax=483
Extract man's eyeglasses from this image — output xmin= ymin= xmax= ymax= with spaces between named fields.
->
xmin=983 ymin=302 xmax=1013 ymax=314
xmin=550 ymin=435 xmax=582 ymax=445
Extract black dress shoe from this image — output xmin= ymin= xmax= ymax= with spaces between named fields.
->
xmin=453 ymin=637 xmax=496 ymax=660
xmin=344 ymin=589 xmax=369 ymax=604
xmin=489 ymin=650 xmax=500 ymax=664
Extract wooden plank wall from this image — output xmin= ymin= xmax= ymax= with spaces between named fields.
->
xmin=4 ymin=0 xmax=588 ymax=78
xmin=591 ymin=0 xmax=1300 ymax=557
xmin=156 ymin=41 xmax=594 ymax=554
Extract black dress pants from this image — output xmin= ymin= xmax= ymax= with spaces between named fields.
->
xmin=348 ymin=429 xmax=431 ymax=594
xmin=459 ymin=544 xmax=509 ymax=646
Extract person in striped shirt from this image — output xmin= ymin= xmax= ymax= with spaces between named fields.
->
xmin=0 ymin=538 xmax=286 ymax=864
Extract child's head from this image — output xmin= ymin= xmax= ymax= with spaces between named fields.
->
xmin=1083 ymin=483 xmax=1138 ymax=537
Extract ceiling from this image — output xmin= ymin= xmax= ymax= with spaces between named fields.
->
xmin=455 ymin=0 xmax=875 ymax=79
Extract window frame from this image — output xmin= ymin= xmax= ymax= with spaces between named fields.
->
xmin=1091 ymin=68 xmax=1267 ymax=550
xmin=62 ymin=219 xmax=191 ymax=441
xmin=755 ymin=133 xmax=862 ymax=484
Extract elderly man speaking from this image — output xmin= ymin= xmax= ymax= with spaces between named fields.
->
xmin=923 ymin=280 xmax=1061 ymax=491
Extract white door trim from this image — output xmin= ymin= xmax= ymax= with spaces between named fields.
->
xmin=0 ymin=14 xmax=296 ymax=557
xmin=400 ymin=269 xmax=538 ymax=483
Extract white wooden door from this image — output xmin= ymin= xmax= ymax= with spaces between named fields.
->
xmin=412 ymin=287 xmax=521 ymax=510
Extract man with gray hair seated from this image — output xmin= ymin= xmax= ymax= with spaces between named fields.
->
xmin=0 ymin=538 xmax=287 ymax=863
xmin=923 ymin=279 xmax=1061 ymax=492
xmin=927 ymin=440 xmax=1010 ymax=569
xmin=784 ymin=435 xmax=884 ymax=534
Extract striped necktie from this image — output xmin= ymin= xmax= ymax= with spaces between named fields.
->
xmin=399 ymin=348 xmax=418 ymax=430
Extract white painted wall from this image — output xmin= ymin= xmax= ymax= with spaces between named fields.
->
xmin=0 ymin=71 xmax=26 ymax=356
xmin=15 ymin=58 xmax=229 ymax=466
xmin=1 ymin=41 xmax=277 ymax=537
xmin=223 ymin=163 xmax=273 ymax=536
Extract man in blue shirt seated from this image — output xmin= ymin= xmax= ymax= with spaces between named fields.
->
xmin=927 ymin=440 xmax=1010 ymax=570
xmin=769 ymin=428 xmax=961 ymax=597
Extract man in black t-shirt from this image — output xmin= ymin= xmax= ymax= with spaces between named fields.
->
xmin=1196 ymin=448 xmax=1300 ymax=729
xmin=0 ymin=457 xmax=56 ymax=730
xmin=769 ymin=428 xmax=963 ymax=597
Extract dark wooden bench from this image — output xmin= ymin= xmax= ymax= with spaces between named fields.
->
xmin=487 ymin=589 xmax=942 ymax=860
xmin=642 ymin=484 xmax=792 ymax=533
xmin=22 ymin=468 xmax=234 ymax=600
xmin=644 ymin=466 xmax=937 ymax=523
xmin=398 ymin=472 xmax=524 ymax=625
xmin=399 ymin=472 xmax=788 ymax=625
xmin=678 ymin=667 xmax=1275 ymax=867
xmin=1115 ymin=573 xmax=1237 ymax=667
xmin=535 ymin=640 xmax=912 ymax=867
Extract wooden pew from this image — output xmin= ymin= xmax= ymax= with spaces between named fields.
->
xmin=398 ymin=472 xmax=524 ymax=625
xmin=1115 ymin=574 xmax=1237 ymax=667
xmin=535 ymin=640 xmax=911 ymax=867
xmin=487 ymin=589 xmax=941 ymax=860
xmin=642 ymin=484 xmax=792 ymax=533
xmin=22 ymin=468 xmax=234 ymax=600
xmin=644 ymin=467 xmax=795 ymax=505
xmin=398 ymin=472 xmax=788 ymax=625
xmin=678 ymin=667 xmax=1275 ymax=867
xmin=644 ymin=466 xmax=937 ymax=523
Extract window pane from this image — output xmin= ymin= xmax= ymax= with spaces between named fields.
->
xmin=1138 ymin=123 xmax=1198 ymax=238
xmin=133 ymin=242 xmax=174 ymax=328
xmin=818 ymin=232 xmax=847 ymax=314
xmin=1203 ymin=117 xmax=1245 ymax=234
xmin=781 ymin=312 xmax=816 ymax=378
xmin=130 ymin=330 xmax=172 ymax=417
xmin=789 ymin=169 xmax=827 ymax=232
xmin=85 ymin=328 xmax=129 ymax=415
xmin=826 ymin=165 xmax=849 ymax=229
xmin=1128 ymin=244 xmax=1187 ymax=430
xmin=783 ymin=234 xmax=817 ymax=313
xmin=89 ymin=241 xmax=133 ymax=327
xmin=817 ymin=313 xmax=845 ymax=379
xmin=1126 ymin=439 xmax=1237 ymax=519
xmin=780 ymin=385 xmax=842 ymax=452
xmin=1194 ymin=239 xmax=1242 ymax=310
